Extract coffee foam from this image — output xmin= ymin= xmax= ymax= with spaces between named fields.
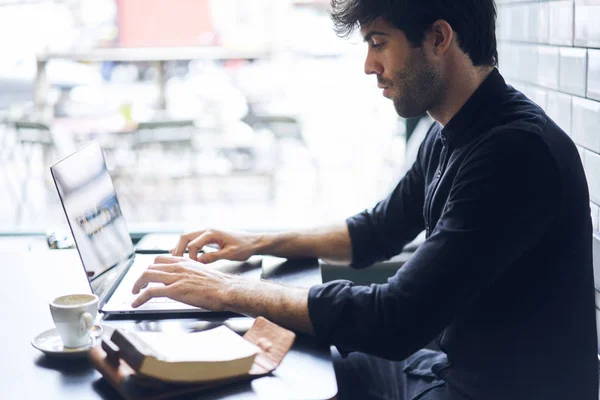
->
xmin=53 ymin=294 xmax=96 ymax=307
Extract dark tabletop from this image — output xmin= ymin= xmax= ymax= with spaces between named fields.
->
xmin=0 ymin=250 xmax=337 ymax=399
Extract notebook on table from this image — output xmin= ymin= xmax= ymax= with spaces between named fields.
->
xmin=50 ymin=142 xmax=262 ymax=315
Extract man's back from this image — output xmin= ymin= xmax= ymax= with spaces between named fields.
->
xmin=434 ymin=75 xmax=597 ymax=399
xmin=308 ymin=69 xmax=598 ymax=399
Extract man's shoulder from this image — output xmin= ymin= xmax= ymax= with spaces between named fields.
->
xmin=477 ymin=87 xmax=560 ymax=150
xmin=494 ymin=87 xmax=551 ymax=135
xmin=480 ymin=102 xmax=570 ymax=160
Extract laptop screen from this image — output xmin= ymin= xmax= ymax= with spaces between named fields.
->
xmin=50 ymin=143 xmax=134 ymax=297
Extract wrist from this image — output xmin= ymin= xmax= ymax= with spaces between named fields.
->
xmin=252 ymin=233 xmax=272 ymax=255
xmin=221 ymin=276 xmax=261 ymax=314
xmin=221 ymin=275 xmax=241 ymax=313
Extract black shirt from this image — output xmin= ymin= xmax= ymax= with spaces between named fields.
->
xmin=308 ymin=69 xmax=598 ymax=400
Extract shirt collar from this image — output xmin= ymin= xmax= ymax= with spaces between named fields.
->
xmin=441 ymin=68 xmax=506 ymax=143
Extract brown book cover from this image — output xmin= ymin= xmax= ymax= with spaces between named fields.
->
xmin=88 ymin=317 xmax=296 ymax=400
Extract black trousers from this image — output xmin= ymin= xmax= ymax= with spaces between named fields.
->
xmin=332 ymin=348 xmax=466 ymax=400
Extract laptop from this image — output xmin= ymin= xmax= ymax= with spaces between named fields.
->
xmin=50 ymin=142 xmax=262 ymax=315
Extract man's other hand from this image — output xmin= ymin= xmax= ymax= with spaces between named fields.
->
xmin=171 ymin=230 xmax=261 ymax=264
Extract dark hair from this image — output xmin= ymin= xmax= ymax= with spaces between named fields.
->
xmin=330 ymin=0 xmax=498 ymax=67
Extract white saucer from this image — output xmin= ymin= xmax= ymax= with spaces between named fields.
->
xmin=31 ymin=324 xmax=113 ymax=359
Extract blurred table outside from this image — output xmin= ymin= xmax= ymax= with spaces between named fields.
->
xmin=0 ymin=112 xmax=278 ymax=226
xmin=35 ymin=48 xmax=267 ymax=113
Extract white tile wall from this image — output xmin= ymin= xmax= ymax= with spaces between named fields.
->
xmin=574 ymin=1 xmax=600 ymax=48
xmin=596 ymin=307 xmax=600 ymax=351
xmin=591 ymin=202 xmax=600 ymax=231
xmin=523 ymin=85 xmax=547 ymax=110
xmin=530 ymin=3 xmax=550 ymax=44
xmin=585 ymin=150 xmax=600 ymax=204
xmin=588 ymin=50 xmax=600 ymax=101
xmin=549 ymin=1 xmax=575 ymax=45
xmin=577 ymin=145 xmax=587 ymax=165
xmin=512 ymin=5 xmax=528 ymax=42
xmin=538 ymin=46 xmax=560 ymax=89
xmin=559 ymin=48 xmax=587 ymax=96
xmin=547 ymin=91 xmax=572 ymax=135
xmin=501 ymin=44 xmax=538 ymax=82
xmin=594 ymin=234 xmax=600 ymax=290
xmin=572 ymin=97 xmax=600 ymax=152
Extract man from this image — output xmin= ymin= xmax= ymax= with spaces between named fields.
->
xmin=131 ymin=1 xmax=599 ymax=399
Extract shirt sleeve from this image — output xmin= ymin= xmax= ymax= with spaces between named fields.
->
xmin=308 ymin=130 xmax=560 ymax=360
xmin=346 ymin=126 xmax=435 ymax=269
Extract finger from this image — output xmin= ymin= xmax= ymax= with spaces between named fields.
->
xmin=147 ymin=263 xmax=186 ymax=273
xmin=154 ymin=254 xmax=185 ymax=264
xmin=188 ymin=231 xmax=220 ymax=261
xmin=173 ymin=231 xmax=203 ymax=256
xmin=132 ymin=270 xmax=177 ymax=294
xmin=197 ymin=249 xmax=228 ymax=264
xmin=172 ymin=235 xmax=188 ymax=257
xmin=131 ymin=286 xmax=169 ymax=308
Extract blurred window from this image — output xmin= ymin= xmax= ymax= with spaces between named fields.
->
xmin=0 ymin=0 xmax=406 ymax=235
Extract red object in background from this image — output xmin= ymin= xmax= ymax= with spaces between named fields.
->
xmin=117 ymin=0 xmax=216 ymax=47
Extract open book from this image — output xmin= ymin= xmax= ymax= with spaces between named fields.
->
xmin=89 ymin=317 xmax=296 ymax=400
xmin=110 ymin=325 xmax=260 ymax=383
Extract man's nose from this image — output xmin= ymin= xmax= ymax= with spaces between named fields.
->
xmin=364 ymin=52 xmax=383 ymax=75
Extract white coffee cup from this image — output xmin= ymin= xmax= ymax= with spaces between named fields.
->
xmin=49 ymin=294 xmax=99 ymax=348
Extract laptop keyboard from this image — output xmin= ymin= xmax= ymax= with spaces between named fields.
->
xmin=120 ymin=294 xmax=177 ymax=305
xmin=118 ymin=282 xmax=179 ymax=305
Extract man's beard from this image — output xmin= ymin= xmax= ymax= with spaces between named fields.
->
xmin=386 ymin=48 xmax=440 ymax=118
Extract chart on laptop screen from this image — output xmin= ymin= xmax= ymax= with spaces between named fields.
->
xmin=51 ymin=143 xmax=133 ymax=279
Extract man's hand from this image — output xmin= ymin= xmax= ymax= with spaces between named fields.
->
xmin=171 ymin=230 xmax=261 ymax=264
xmin=131 ymin=255 xmax=238 ymax=310
xmin=171 ymin=224 xmax=353 ymax=265
xmin=131 ymin=255 xmax=315 ymax=334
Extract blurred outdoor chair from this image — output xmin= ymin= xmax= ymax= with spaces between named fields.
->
xmin=254 ymin=115 xmax=303 ymax=140
xmin=128 ymin=119 xmax=197 ymax=175
xmin=244 ymin=114 xmax=305 ymax=158
xmin=0 ymin=119 xmax=17 ymax=208
xmin=133 ymin=119 xmax=197 ymax=145
xmin=245 ymin=113 xmax=320 ymax=193
xmin=2 ymin=120 xmax=58 ymax=223
xmin=107 ymin=119 xmax=197 ymax=219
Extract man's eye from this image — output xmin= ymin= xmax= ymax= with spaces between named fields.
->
xmin=371 ymin=42 xmax=384 ymax=49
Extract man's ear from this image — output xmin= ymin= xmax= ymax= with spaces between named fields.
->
xmin=428 ymin=19 xmax=454 ymax=56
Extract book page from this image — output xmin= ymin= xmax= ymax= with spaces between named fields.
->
xmin=134 ymin=326 xmax=260 ymax=363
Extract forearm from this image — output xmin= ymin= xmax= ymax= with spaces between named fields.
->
xmin=224 ymin=278 xmax=314 ymax=335
xmin=254 ymin=224 xmax=352 ymax=264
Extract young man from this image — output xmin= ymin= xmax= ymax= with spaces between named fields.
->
xmin=131 ymin=1 xmax=599 ymax=399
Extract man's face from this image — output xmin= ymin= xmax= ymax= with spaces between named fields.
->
xmin=361 ymin=18 xmax=441 ymax=118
